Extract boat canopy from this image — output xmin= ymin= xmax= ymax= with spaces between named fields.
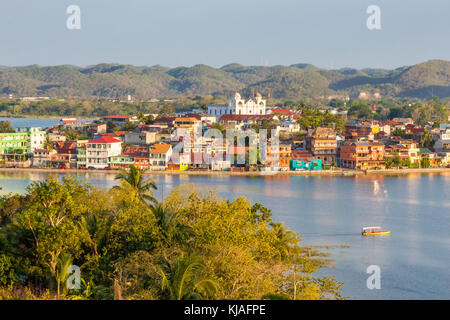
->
xmin=362 ymin=226 xmax=382 ymax=230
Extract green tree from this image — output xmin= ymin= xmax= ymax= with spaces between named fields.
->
xmin=0 ymin=121 xmax=14 ymax=133
xmin=123 ymin=120 xmax=137 ymax=131
xmin=419 ymin=129 xmax=434 ymax=148
xmin=158 ymin=253 xmax=218 ymax=300
xmin=114 ymin=165 xmax=158 ymax=205
xmin=151 ymin=204 xmax=193 ymax=244
xmin=44 ymin=136 xmax=53 ymax=152
xmin=348 ymin=100 xmax=373 ymax=119
xmin=65 ymin=130 xmax=79 ymax=141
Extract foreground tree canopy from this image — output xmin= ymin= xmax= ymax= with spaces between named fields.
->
xmin=0 ymin=170 xmax=344 ymax=300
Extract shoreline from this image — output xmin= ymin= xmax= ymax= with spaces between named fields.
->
xmin=0 ymin=167 xmax=449 ymax=176
xmin=0 ymin=115 xmax=97 ymax=120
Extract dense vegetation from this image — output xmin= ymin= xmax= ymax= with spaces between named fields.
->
xmin=345 ymin=97 xmax=449 ymax=124
xmin=0 ymin=167 xmax=344 ymax=300
xmin=2 ymin=60 xmax=450 ymax=100
xmin=0 ymin=96 xmax=225 ymax=118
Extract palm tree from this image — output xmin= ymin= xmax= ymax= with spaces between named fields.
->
xmin=158 ymin=253 xmax=218 ymax=300
xmin=114 ymin=165 xmax=158 ymax=204
xmin=270 ymin=222 xmax=298 ymax=260
xmin=44 ymin=136 xmax=53 ymax=152
xmin=151 ymin=204 xmax=193 ymax=243
xmin=55 ymin=253 xmax=74 ymax=299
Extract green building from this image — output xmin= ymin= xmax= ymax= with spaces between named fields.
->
xmin=0 ymin=127 xmax=46 ymax=165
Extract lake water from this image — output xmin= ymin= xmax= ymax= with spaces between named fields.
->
xmin=0 ymin=117 xmax=93 ymax=129
xmin=1 ymin=170 xmax=448 ymax=300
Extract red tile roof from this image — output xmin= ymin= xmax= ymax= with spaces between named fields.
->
xmin=55 ymin=141 xmax=77 ymax=154
xmin=123 ymin=146 xmax=149 ymax=157
xmin=291 ymin=150 xmax=314 ymax=160
xmin=219 ymin=114 xmax=274 ymax=122
xmin=271 ymin=109 xmax=295 ymax=115
xmin=381 ymin=120 xmax=401 ymax=126
xmin=88 ymin=136 xmax=122 ymax=144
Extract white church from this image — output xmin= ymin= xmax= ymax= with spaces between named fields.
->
xmin=208 ymin=92 xmax=267 ymax=118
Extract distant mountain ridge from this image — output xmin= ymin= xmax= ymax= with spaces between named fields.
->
xmin=1 ymin=60 xmax=450 ymax=100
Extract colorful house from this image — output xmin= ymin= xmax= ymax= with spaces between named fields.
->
xmin=306 ymin=127 xmax=337 ymax=165
xmin=86 ymin=136 xmax=122 ymax=169
xmin=339 ymin=142 xmax=385 ymax=170
xmin=149 ymin=144 xmax=172 ymax=170
xmin=290 ymin=159 xmax=322 ymax=171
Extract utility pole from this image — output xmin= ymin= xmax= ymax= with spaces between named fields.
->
xmin=293 ymin=264 xmax=297 ymax=300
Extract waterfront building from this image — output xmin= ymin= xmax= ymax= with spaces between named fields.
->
xmin=51 ymin=141 xmax=77 ymax=168
xmin=291 ymin=149 xmax=314 ymax=161
xmin=438 ymin=151 xmax=450 ymax=165
xmin=32 ymin=149 xmax=55 ymax=167
xmin=0 ymin=127 xmax=45 ymax=166
xmin=306 ymin=127 xmax=338 ymax=165
xmin=419 ymin=148 xmax=439 ymax=167
xmin=77 ymin=148 xmax=86 ymax=169
xmin=123 ymin=145 xmax=151 ymax=170
xmin=265 ymin=144 xmax=292 ymax=171
xmin=385 ymin=140 xmax=421 ymax=165
xmin=149 ymin=144 xmax=172 ymax=170
xmin=290 ymin=159 xmax=322 ymax=171
xmin=401 ymin=141 xmax=421 ymax=164
xmin=86 ymin=136 xmax=122 ymax=169
xmin=208 ymin=92 xmax=267 ymax=118
xmin=339 ymin=141 xmax=385 ymax=169
xmin=108 ymin=155 xmax=134 ymax=170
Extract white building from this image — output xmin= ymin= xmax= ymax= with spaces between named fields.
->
xmin=15 ymin=127 xmax=46 ymax=152
xmin=86 ymin=136 xmax=122 ymax=169
xmin=434 ymin=128 xmax=450 ymax=152
xmin=149 ymin=144 xmax=173 ymax=170
xmin=208 ymin=92 xmax=266 ymax=119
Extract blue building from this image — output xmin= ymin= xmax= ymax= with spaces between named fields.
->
xmin=290 ymin=159 xmax=322 ymax=171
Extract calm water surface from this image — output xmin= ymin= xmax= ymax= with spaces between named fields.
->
xmin=0 ymin=117 xmax=93 ymax=129
xmin=0 ymin=171 xmax=449 ymax=300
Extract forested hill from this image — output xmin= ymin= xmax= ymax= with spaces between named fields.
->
xmin=1 ymin=60 xmax=450 ymax=100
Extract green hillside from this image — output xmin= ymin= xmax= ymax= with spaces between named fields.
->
xmin=1 ymin=60 xmax=450 ymax=100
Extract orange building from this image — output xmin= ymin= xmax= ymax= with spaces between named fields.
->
xmin=266 ymin=144 xmax=291 ymax=170
xmin=306 ymin=128 xmax=337 ymax=165
xmin=123 ymin=145 xmax=151 ymax=170
xmin=339 ymin=142 xmax=385 ymax=170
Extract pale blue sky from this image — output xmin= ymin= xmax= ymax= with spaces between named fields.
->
xmin=0 ymin=0 xmax=449 ymax=69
